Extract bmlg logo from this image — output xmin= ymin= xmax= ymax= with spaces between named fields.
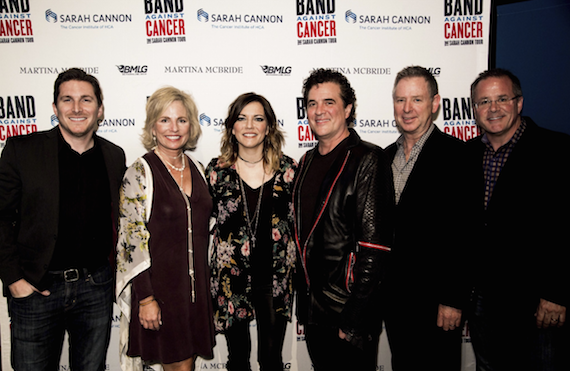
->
xmin=45 ymin=9 xmax=57 ymax=23
xmin=197 ymin=9 xmax=208 ymax=22
xmin=116 ymin=65 xmax=148 ymax=75
xmin=260 ymin=65 xmax=292 ymax=76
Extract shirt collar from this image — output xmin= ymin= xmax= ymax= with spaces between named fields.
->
xmin=395 ymin=123 xmax=435 ymax=152
xmin=481 ymin=117 xmax=527 ymax=152
xmin=57 ymin=126 xmax=99 ymax=154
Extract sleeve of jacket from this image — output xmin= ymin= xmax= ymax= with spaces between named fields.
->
xmin=339 ymin=146 xmax=394 ymax=346
xmin=0 ymin=139 xmax=24 ymax=288
xmin=538 ymin=131 xmax=570 ymax=307
xmin=116 ymin=158 xmax=153 ymax=308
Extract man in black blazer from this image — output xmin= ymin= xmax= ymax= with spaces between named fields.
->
xmin=0 ymin=68 xmax=126 ymax=370
xmin=383 ymin=66 xmax=475 ymax=370
xmin=467 ymin=68 xmax=569 ymax=371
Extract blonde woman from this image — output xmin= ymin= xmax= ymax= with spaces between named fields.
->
xmin=117 ymin=87 xmax=214 ymax=371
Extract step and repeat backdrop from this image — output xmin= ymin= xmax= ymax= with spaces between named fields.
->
xmin=0 ymin=0 xmax=490 ymax=370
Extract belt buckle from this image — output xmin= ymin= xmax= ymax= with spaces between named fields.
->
xmin=63 ymin=268 xmax=79 ymax=282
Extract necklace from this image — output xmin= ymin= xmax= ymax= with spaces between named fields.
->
xmin=163 ymin=151 xmax=183 ymax=160
xmin=238 ymin=154 xmax=263 ymax=164
xmin=155 ymin=149 xmax=186 ymax=192
xmin=155 ymin=149 xmax=185 ymax=171
xmin=238 ymin=164 xmax=265 ymax=249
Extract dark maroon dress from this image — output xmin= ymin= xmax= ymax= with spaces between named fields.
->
xmin=127 ymin=151 xmax=215 ymax=363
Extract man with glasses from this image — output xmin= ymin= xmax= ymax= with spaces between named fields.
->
xmin=467 ymin=68 xmax=570 ymax=370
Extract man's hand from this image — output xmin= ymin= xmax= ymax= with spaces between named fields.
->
xmin=437 ymin=304 xmax=462 ymax=331
xmin=536 ymin=298 xmax=566 ymax=328
xmin=8 ymin=278 xmax=50 ymax=298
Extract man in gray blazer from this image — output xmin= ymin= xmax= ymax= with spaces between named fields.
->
xmin=0 ymin=68 xmax=126 ymax=370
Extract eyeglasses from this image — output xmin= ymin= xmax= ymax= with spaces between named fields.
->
xmin=474 ymin=95 xmax=520 ymax=110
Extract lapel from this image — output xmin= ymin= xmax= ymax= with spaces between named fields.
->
xmin=99 ymin=136 xmax=121 ymax=195
xmin=293 ymin=137 xmax=351 ymax=251
xmin=41 ymin=127 xmax=61 ymax=213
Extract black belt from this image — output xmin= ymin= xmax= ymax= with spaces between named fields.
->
xmin=49 ymin=268 xmax=91 ymax=283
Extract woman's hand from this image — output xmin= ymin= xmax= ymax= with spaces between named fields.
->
xmin=139 ymin=296 xmax=162 ymax=331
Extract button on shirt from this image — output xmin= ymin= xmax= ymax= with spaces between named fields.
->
xmin=392 ymin=124 xmax=435 ymax=204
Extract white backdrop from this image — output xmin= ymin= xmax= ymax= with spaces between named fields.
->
xmin=0 ymin=0 xmax=490 ymax=369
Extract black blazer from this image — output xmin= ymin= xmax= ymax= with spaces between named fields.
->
xmin=385 ymin=125 xmax=476 ymax=309
xmin=465 ymin=117 xmax=570 ymax=308
xmin=0 ymin=127 xmax=126 ymax=292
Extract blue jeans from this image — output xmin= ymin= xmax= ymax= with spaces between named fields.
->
xmin=470 ymin=291 xmax=570 ymax=371
xmin=9 ymin=264 xmax=114 ymax=371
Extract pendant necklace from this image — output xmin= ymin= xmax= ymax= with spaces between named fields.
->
xmin=238 ymin=162 xmax=265 ymax=250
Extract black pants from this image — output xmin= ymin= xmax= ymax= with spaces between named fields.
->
xmin=469 ymin=291 xmax=570 ymax=371
xmin=304 ymin=323 xmax=381 ymax=371
xmin=224 ymin=288 xmax=287 ymax=371
xmin=384 ymin=304 xmax=462 ymax=371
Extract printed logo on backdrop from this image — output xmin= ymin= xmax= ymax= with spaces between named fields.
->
xmin=199 ymin=113 xmax=284 ymax=133
xmin=344 ymin=8 xmax=431 ymax=31
xmin=199 ymin=113 xmax=225 ymax=132
xmin=296 ymin=0 xmax=337 ymax=45
xmin=356 ymin=117 xmax=397 ymax=136
xmin=442 ymin=97 xmax=481 ymax=140
xmin=20 ymin=66 xmax=99 ymax=75
xmin=296 ymin=321 xmax=306 ymax=341
xmin=44 ymin=8 xmax=132 ymax=30
xmin=164 ymin=65 xmax=243 ymax=74
xmin=462 ymin=321 xmax=472 ymax=343
xmin=443 ymin=0 xmax=485 ymax=46
xmin=196 ymin=7 xmax=283 ymax=30
xmin=145 ymin=0 xmax=186 ymax=44
xmin=98 ymin=117 xmax=136 ymax=135
xmin=321 ymin=66 xmax=392 ymax=76
xmin=199 ymin=113 xmax=211 ymax=127
xmin=296 ymin=97 xmax=317 ymax=148
xmin=0 ymin=95 xmax=37 ymax=147
xmin=260 ymin=65 xmax=292 ymax=77
xmin=0 ymin=0 xmax=33 ymax=44
xmin=116 ymin=65 xmax=148 ymax=76
xmin=427 ymin=67 xmax=441 ymax=76
xmin=49 ymin=110 xmax=136 ymax=135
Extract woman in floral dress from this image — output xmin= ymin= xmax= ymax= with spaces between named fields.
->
xmin=206 ymin=93 xmax=297 ymax=371
xmin=116 ymin=87 xmax=215 ymax=371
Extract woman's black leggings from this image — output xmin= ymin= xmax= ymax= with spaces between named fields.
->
xmin=224 ymin=288 xmax=287 ymax=371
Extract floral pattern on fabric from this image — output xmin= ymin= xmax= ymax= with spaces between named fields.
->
xmin=116 ymin=159 xmax=151 ymax=279
xmin=206 ymin=155 xmax=297 ymax=332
